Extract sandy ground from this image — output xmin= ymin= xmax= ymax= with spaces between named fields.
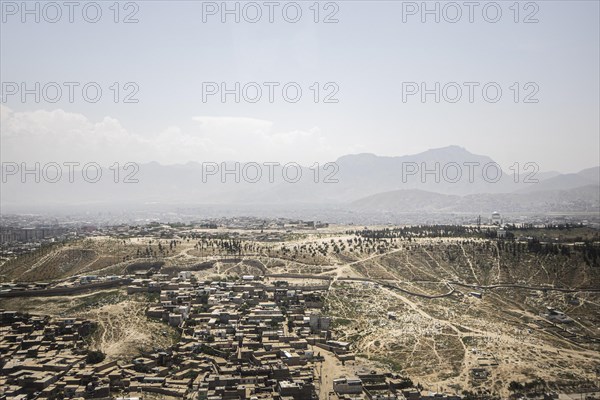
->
xmin=80 ymin=298 xmax=179 ymax=360
xmin=327 ymin=279 xmax=600 ymax=397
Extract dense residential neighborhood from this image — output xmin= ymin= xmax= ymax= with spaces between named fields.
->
xmin=0 ymin=271 xmax=437 ymax=400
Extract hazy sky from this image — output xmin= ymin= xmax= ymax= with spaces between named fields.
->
xmin=1 ymin=0 xmax=599 ymax=172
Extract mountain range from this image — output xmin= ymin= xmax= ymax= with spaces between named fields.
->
xmin=2 ymin=146 xmax=598 ymax=215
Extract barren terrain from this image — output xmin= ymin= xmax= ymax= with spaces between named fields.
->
xmin=1 ymin=226 xmax=598 ymax=397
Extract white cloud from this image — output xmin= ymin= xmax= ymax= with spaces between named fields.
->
xmin=0 ymin=106 xmax=343 ymax=165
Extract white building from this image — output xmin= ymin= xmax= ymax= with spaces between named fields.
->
xmin=333 ymin=377 xmax=363 ymax=394
xmin=491 ymin=211 xmax=502 ymax=225
xmin=178 ymin=271 xmax=192 ymax=280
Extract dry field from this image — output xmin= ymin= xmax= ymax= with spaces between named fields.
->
xmin=81 ymin=297 xmax=180 ymax=360
xmin=318 ymin=237 xmax=600 ymax=397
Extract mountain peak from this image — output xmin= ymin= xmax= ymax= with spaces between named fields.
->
xmin=425 ymin=145 xmax=471 ymax=155
xmin=336 ymin=146 xmax=478 ymax=163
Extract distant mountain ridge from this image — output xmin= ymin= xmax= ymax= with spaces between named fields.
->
xmin=1 ymin=146 xmax=598 ymax=214
xmin=350 ymin=185 xmax=599 ymax=214
xmin=516 ymin=166 xmax=599 ymax=193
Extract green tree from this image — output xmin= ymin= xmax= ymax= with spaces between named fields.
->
xmin=86 ymin=350 xmax=106 ymax=364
